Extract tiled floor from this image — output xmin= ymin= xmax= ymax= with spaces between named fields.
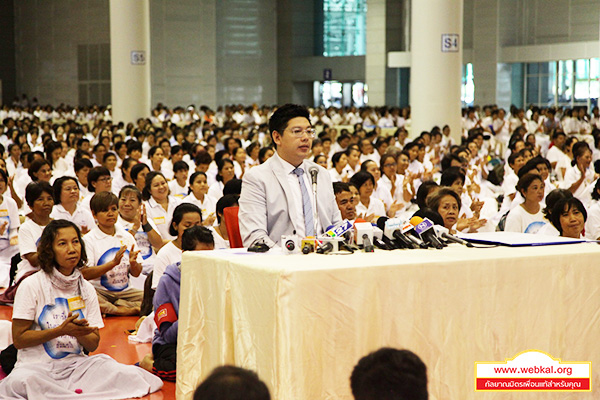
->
xmin=0 ymin=306 xmax=175 ymax=399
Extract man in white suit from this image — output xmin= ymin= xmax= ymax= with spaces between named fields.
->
xmin=239 ymin=104 xmax=342 ymax=247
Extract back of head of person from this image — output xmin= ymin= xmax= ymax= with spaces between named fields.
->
xmin=350 ymin=347 xmax=428 ymax=400
xmin=193 ymin=365 xmax=270 ymax=400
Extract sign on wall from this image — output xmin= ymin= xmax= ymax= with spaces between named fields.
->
xmin=130 ymin=51 xmax=146 ymax=65
xmin=441 ymin=34 xmax=460 ymax=52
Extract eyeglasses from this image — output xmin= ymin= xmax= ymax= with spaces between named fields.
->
xmin=98 ymin=177 xmax=113 ymax=183
xmin=287 ymin=127 xmax=316 ymax=138
xmin=384 ymin=163 xmax=397 ymax=168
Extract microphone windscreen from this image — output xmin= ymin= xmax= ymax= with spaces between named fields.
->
xmin=409 ymin=216 xmax=424 ymax=227
xmin=376 ymin=216 xmax=388 ymax=231
xmin=353 ymin=218 xmax=366 ymax=226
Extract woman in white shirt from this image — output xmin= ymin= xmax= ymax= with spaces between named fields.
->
xmin=50 ymin=176 xmax=96 ymax=235
xmin=329 ymin=151 xmax=349 ymax=183
xmin=148 ymin=146 xmax=166 ymax=174
xmin=182 ymin=172 xmax=216 ymax=226
xmin=45 ymin=141 xmax=70 ymax=180
xmin=561 ymin=141 xmax=597 ymax=209
xmin=207 ymin=194 xmax=238 ymax=249
xmin=151 ymin=203 xmax=202 ymax=289
xmin=142 ymin=171 xmax=181 ymax=241
xmin=504 ymin=173 xmax=547 ymax=234
xmin=207 ymin=159 xmax=236 ymax=203
xmin=0 ymin=169 xmax=19 ymax=288
xmin=232 ymin=147 xmax=247 ymax=179
xmin=350 ymin=171 xmax=386 ymax=222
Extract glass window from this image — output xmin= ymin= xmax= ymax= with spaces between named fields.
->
xmin=461 ymin=63 xmax=474 ymax=106
xmin=323 ymin=0 xmax=367 ymax=57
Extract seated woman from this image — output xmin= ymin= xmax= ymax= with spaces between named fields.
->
xmin=504 ymin=173 xmax=547 ymax=234
xmin=182 ymin=171 xmax=216 ymax=226
xmin=147 ymin=226 xmax=214 ymax=381
xmin=0 ymin=169 xmax=19 ymax=288
xmin=537 ymin=189 xmax=573 ymax=236
xmin=117 ymin=185 xmax=165 ymax=288
xmin=50 ymin=176 xmax=96 ymax=235
xmin=0 ymin=219 xmax=163 ymax=399
xmin=208 ymin=194 xmax=239 ymax=249
xmin=551 ymin=197 xmax=587 ymax=239
xmin=349 ymin=171 xmax=386 ymax=223
xmin=83 ymin=192 xmax=144 ymax=316
xmin=425 ymin=187 xmax=461 ymax=234
xmin=151 ymin=203 xmax=203 ymax=290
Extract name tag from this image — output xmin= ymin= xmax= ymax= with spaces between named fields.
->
xmin=68 ymin=296 xmax=85 ymax=312
xmin=0 ymin=210 xmax=8 ymax=217
xmin=153 ymin=216 xmax=166 ymax=225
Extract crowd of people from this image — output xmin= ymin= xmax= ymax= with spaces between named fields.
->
xmin=0 ymin=99 xmax=599 ymax=397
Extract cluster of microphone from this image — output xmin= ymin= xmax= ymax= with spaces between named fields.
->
xmin=281 ymin=215 xmax=472 ymax=255
xmin=278 ymin=165 xmax=472 ymax=254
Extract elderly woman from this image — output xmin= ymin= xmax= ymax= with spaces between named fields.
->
xmin=425 ymin=187 xmax=461 ymax=233
xmin=0 ymin=219 xmax=162 ymax=399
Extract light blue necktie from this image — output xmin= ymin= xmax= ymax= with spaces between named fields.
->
xmin=292 ymin=167 xmax=314 ymax=236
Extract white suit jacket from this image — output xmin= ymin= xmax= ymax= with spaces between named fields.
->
xmin=239 ymin=154 xmax=342 ymax=247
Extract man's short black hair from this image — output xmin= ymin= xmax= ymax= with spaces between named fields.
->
xmin=181 ymin=225 xmax=214 ymax=251
xmin=333 ymin=181 xmax=351 ymax=195
xmin=268 ymin=104 xmax=310 ymax=148
xmin=193 ymin=365 xmax=270 ymax=400
xmin=350 ymin=347 xmax=428 ymax=400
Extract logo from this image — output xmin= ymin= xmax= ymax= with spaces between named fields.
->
xmin=475 ymin=350 xmax=591 ymax=391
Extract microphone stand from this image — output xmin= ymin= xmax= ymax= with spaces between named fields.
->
xmin=312 ymin=171 xmax=319 ymax=236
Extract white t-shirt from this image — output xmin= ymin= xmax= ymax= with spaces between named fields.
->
xmin=356 ymin=197 xmax=387 ymax=221
xmin=15 ymin=218 xmax=47 ymax=282
xmin=117 ymin=216 xmax=159 ymax=274
xmin=144 ymin=196 xmax=181 ymax=241
xmin=13 ymin=271 xmax=103 ymax=365
xmin=504 ymin=205 xmax=547 ymax=234
xmin=0 ymin=195 xmax=19 ymax=251
xmin=536 ymin=221 xmax=560 ymax=237
xmin=207 ymin=181 xmax=224 ymax=203
xmin=561 ymin=166 xmax=595 ymax=208
xmin=181 ymin=193 xmax=216 ymax=223
xmin=585 ymin=201 xmax=600 ymax=240
xmin=50 ymin=204 xmax=96 ymax=233
xmin=207 ymin=226 xmax=230 ymax=250
xmin=151 ymin=241 xmax=182 ymax=289
xmin=83 ymin=226 xmax=141 ymax=292
xmin=168 ymin=179 xmax=189 ymax=200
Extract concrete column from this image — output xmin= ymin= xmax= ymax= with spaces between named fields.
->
xmin=366 ymin=0 xmax=386 ymax=106
xmin=410 ymin=0 xmax=463 ymax=141
xmin=109 ymin=0 xmax=151 ymax=124
xmin=473 ymin=0 xmax=498 ymax=105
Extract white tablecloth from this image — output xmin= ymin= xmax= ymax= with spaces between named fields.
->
xmin=177 ymin=243 xmax=600 ymax=399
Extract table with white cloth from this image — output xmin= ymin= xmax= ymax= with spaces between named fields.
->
xmin=176 ymin=243 xmax=600 ymax=400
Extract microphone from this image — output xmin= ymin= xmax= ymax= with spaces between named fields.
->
xmin=409 ymin=216 xmax=445 ymax=249
xmin=383 ymin=217 xmax=417 ymax=249
xmin=376 ymin=217 xmax=400 ymax=249
xmin=324 ymin=220 xmax=353 ymax=240
xmin=308 ymin=166 xmax=319 ymax=191
xmin=400 ymin=222 xmax=427 ymax=248
xmin=372 ymin=226 xmax=391 ymax=250
xmin=362 ymin=234 xmax=374 ymax=252
xmin=316 ymin=241 xmax=334 ymax=254
xmin=432 ymin=225 xmax=474 ymax=247
xmin=308 ymin=166 xmax=319 ymax=236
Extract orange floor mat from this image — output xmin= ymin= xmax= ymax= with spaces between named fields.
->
xmin=0 ymin=305 xmax=175 ymax=400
